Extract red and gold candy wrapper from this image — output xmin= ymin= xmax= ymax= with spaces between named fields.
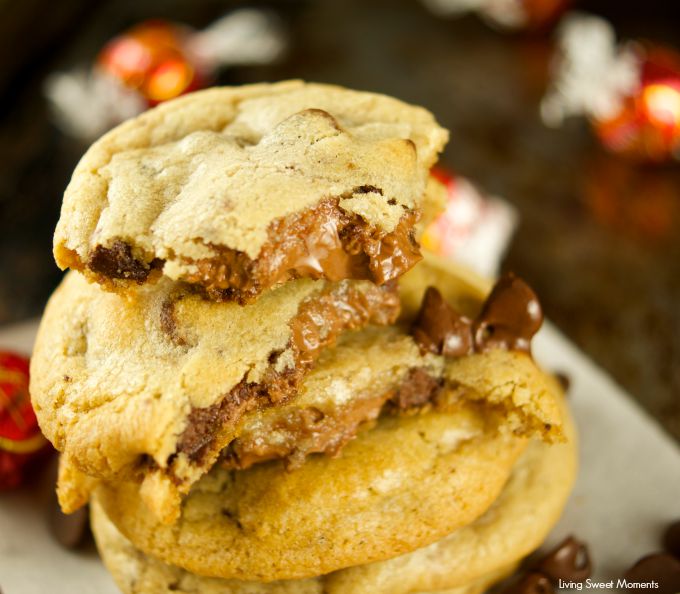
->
xmin=542 ymin=12 xmax=680 ymax=163
xmin=97 ymin=20 xmax=207 ymax=106
xmin=593 ymin=47 xmax=680 ymax=163
xmin=422 ymin=167 xmax=517 ymax=277
xmin=45 ymin=9 xmax=287 ymax=140
xmin=0 ymin=351 xmax=51 ymax=490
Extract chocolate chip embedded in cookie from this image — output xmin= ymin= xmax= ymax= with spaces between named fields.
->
xmin=30 ymin=271 xmax=400 ymax=523
xmin=54 ymin=81 xmax=448 ymax=302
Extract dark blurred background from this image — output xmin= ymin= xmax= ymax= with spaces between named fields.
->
xmin=0 ymin=0 xmax=678 ymax=441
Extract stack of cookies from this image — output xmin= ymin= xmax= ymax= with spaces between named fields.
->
xmin=30 ymin=81 xmax=576 ymax=594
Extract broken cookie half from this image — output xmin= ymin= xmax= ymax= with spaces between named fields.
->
xmin=54 ymin=81 xmax=449 ymax=303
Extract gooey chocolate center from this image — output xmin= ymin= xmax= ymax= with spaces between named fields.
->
xmin=172 ymin=280 xmax=401 ymax=471
xmin=88 ymin=197 xmax=422 ymax=304
xmin=219 ymin=274 xmax=544 ymax=471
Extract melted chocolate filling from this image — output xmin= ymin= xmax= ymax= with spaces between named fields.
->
xmin=193 ymin=275 xmax=544 ymax=473
xmin=172 ymin=274 xmax=543 ymax=475
xmin=85 ymin=199 xmax=421 ymax=303
xmin=173 ymin=281 xmax=400 ymax=464
xmin=222 ymin=366 xmax=443 ymax=472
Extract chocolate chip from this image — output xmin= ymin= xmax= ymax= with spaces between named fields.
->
xmin=178 ymin=393 xmax=246 ymax=461
xmin=49 ymin=497 xmax=89 ymax=549
xmin=535 ymin=536 xmax=592 ymax=582
xmin=663 ymin=519 xmax=680 ymax=559
xmin=88 ymin=240 xmax=160 ymax=282
xmin=623 ymin=553 xmax=680 ymax=594
xmin=411 ymin=287 xmax=473 ymax=357
xmin=221 ymin=508 xmax=244 ymax=531
xmin=473 ymin=273 xmax=543 ymax=354
xmin=391 ymin=367 xmax=441 ymax=410
xmin=353 ymin=185 xmax=384 ymax=195
xmin=160 ymin=296 xmax=187 ymax=347
xmin=410 ymin=275 xmax=543 ymax=361
xmin=499 ymin=572 xmax=555 ymax=594
xmin=554 ymin=371 xmax=571 ymax=393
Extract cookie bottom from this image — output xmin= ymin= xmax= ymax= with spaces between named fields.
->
xmin=91 ymin=498 xmax=514 ymax=594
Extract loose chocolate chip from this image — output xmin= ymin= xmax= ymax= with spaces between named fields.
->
xmin=554 ymin=371 xmax=571 ymax=393
xmin=663 ymin=519 xmax=680 ymax=560
xmin=49 ymin=495 xmax=89 ymax=549
xmin=499 ymin=572 xmax=555 ymax=594
xmin=473 ymin=273 xmax=543 ymax=354
xmin=535 ymin=536 xmax=592 ymax=582
xmin=410 ymin=275 xmax=544 ymax=361
xmin=623 ymin=553 xmax=680 ymax=594
xmin=411 ymin=287 xmax=473 ymax=357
